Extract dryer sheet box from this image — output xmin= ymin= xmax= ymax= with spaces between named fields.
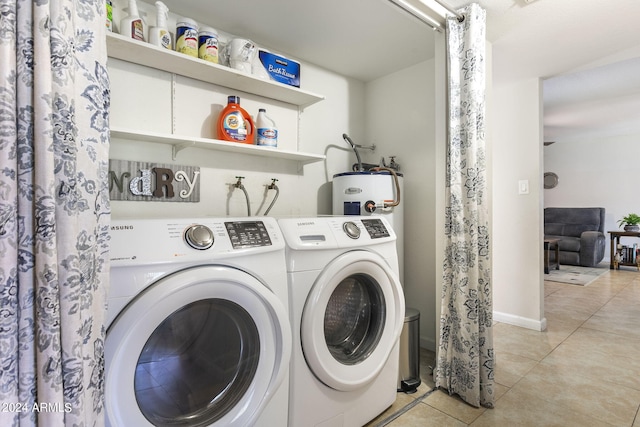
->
xmin=257 ymin=50 xmax=300 ymax=88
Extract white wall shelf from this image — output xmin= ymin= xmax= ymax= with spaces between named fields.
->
xmin=106 ymin=32 xmax=325 ymax=108
xmin=110 ymin=127 xmax=326 ymax=164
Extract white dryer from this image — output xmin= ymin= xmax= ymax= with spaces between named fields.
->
xmin=278 ymin=216 xmax=405 ymax=427
xmin=106 ymin=217 xmax=291 ymax=427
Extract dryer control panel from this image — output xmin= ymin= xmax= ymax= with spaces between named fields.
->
xmin=278 ymin=216 xmax=396 ymax=251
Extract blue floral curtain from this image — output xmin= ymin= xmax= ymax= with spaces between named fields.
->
xmin=0 ymin=1 xmax=110 ymax=425
xmin=435 ymin=3 xmax=494 ymax=409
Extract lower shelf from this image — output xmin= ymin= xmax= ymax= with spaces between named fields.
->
xmin=611 ymin=262 xmax=640 ymax=270
xmin=110 ymin=127 xmax=326 ymax=164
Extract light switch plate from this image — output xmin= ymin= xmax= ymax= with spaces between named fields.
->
xmin=518 ymin=180 xmax=529 ymax=194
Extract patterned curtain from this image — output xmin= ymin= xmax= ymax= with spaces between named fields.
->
xmin=0 ymin=1 xmax=110 ymax=425
xmin=435 ymin=3 xmax=494 ymax=409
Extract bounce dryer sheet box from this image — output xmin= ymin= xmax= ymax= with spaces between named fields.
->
xmin=256 ymin=50 xmax=300 ymax=88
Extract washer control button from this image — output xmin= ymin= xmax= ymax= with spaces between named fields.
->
xmin=185 ymin=224 xmax=214 ymax=250
xmin=342 ymin=221 xmax=361 ymax=239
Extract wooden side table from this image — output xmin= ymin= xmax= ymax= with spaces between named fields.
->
xmin=608 ymin=231 xmax=640 ymax=270
xmin=544 ymin=238 xmax=560 ymax=274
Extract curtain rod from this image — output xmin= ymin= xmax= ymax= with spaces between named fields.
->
xmin=432 ymin=0 xmax=465 ymax=22
xmin=387 ymin=0 xmax=443 ymax=32
xmin=386 ymin=0 xmax=465 ymax=32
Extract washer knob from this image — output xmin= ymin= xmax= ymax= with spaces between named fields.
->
xmin=185 ymin=224 xmax=214 ymax=250
xmin=342 ymin=221 xmax=361 ymax=239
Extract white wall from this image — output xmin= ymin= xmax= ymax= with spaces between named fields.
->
xmin=108 ymin=0 xmax=367 ymax=219
xmin=109 ymin=58 xmax=364 ymax=219
xmin=544 ymin=132 xmax=640 ymax=257
xmin=491 ymin=78 xmax=546 ymax=331
xmin=365 ymin=58 xmax=438 ymax=350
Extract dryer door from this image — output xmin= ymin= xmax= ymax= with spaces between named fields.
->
xmin=301 ymin=250 xmax=405 ymax=391
xmin=105 ymin=265 xmax=291 ymax=427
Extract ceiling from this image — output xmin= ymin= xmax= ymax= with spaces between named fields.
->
xmin=543 ymin=57 xmax=640 ymax=142
xmin=158 ymin=0 xmax=640 ymax=141
xmin=158 ymin=0 xmax=436 ymax=82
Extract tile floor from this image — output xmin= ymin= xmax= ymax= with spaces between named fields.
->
xmin=367 ymin=267 xmax=640 ymax=426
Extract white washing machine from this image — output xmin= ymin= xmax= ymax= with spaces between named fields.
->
xmin=106 ymin=217 xmax=291 ymax=427
xmin=278 ymin=216 xmax=405 ymax=427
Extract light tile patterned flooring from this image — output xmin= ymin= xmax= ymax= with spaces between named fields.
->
xmin=367 ymin=267 xmax=640 ymax=426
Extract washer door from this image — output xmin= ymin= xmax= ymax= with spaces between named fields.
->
xmin=301 ymin=250 xmax=404 ymax=392
xmin=105 ymin=266 xmax=291 ymax=427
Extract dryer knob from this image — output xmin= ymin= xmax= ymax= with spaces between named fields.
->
xmin=185 ymin=224 xmax=214 ymax=250
xmin=342 ymin=221 xmax=361 ymax=239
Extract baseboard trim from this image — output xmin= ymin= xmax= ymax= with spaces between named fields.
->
xmin=493 ymin=311 xmax=547 ymax=331
xmin=420 ymin=336 xmax=436 ymax=352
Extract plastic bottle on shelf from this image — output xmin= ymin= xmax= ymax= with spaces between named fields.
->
xmin=120 ymin=0 xmax=144 ymax=41
xmin=106 ymin=0 xmax=113 ymax=32
xmin=256 ymin=109 xmax=278 ymax=148
xmin=217 ymin=96 xmax=255 ymax=144
xmin=175 ymin=17 xmax=198 ymax=57
xmin=198 ymin=26 xmax=219 ymax=63
xmin=149 ymin=1 xmax=172 ymax=50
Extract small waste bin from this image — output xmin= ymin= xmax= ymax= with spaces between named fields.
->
xmin=397 ymin=307 xmax=421 ymax=393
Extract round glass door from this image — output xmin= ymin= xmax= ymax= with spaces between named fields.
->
xmin=105 ymin=265 xmax=291 ymax=427
xmin=135 ymin=299 xmax=259 ymax=426
xmin=324 ymin=274 xmax=385 ymax=365
xmin=301 ymin=251 xmax=404 ymax=392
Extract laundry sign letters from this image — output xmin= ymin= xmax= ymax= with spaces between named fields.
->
xmin=109 ymin=159 xmax=200 ymax=202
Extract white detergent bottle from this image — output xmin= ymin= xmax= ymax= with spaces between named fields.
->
xmin=120 ymin=0 xmax=144 ymax=41
xmin=256 ymin=108 xmax=278 ymax=148
xmin=149 ymin=1 xmax=171 ymax=49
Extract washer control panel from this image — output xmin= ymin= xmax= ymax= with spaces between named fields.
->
xmin=225 ymin=221 xmax=272 ymax=249
xmin=110 ymin=217 xmax=283 ymax=265
xmin=361 ymin=218 xmax=390 ymax=239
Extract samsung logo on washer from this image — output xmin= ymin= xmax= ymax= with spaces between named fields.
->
xmin=108 ymin=159 xmax=200 ymax=202
xmin=111 ymin=225 xmax=134 ymax=230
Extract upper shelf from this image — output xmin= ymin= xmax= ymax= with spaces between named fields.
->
xmin=106 ymin=32 xmax=325 ymax=108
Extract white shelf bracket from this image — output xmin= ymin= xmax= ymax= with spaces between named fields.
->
xmin=172 ymin=141 xmax=195 ymax=160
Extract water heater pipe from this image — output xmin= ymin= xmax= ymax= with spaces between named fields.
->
xmin=342 ymin=133 xmax=363 ymax=172
xmin=371 ymin=166 xmax=401 ymax=208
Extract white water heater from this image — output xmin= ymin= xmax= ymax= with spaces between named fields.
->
xmin=332 ymin=171 xmax=404 ymax=281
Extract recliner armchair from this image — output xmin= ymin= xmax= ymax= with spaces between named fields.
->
xmin=544 ymin=207 xmax=606 ymax=267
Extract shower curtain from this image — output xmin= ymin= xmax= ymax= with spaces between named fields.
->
xmin=0 ymin=1 xmax=110 ymax=425
xmin=435 ymin=3 xmax=494 ymax=408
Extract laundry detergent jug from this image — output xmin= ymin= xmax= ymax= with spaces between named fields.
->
xmin=217 ymin=96 xmax=255 ymax=144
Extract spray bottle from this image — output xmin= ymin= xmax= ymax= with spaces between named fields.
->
xmin=120 ymin=0 xmax=144 ymax=41
xmin=148 ymin=1 xmax=171 ymax=50
xmin=106 ymin=0 xmax=113 ymax=32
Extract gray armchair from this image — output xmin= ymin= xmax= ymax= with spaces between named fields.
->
xmin=544 ymin=207 xmax=606 ymax=267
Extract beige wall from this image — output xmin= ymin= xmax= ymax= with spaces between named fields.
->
xmin=364 ymin=56 xmax=440 ymax=350
xmin=491 ymin=77 xmax=546 ymax=331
